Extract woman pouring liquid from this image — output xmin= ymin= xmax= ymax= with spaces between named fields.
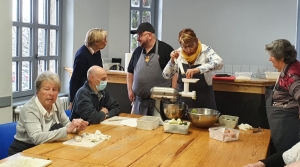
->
xmin=162 ymin=28 xmax=223 ymax=110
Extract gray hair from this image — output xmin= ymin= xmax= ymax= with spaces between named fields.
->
xmin=84 ymin=28 xmax=108 ymax=47
xmin=35 ymin=71 xmax=61 ymax=92
xmin=265 ymin=39 xmax=297 ymax=64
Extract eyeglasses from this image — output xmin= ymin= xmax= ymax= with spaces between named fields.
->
xmin=181 ymin=42 xmax=197 ymax=50
xmin=134 ymin=33 xmax=150 ymax=39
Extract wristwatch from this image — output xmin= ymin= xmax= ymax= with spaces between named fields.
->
xmin=105 ymin=114 xmax=109 ymax=119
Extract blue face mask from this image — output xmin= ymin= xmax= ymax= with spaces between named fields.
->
xmin=95 ymin=81 xmax=107 ymax=91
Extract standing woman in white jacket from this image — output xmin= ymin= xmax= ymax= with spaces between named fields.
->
xmin=163 ymin=28 xmax=223 ymax=110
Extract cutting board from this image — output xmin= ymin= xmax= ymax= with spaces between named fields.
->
xmin=63 ymin=133 xmax=105 ymax=148
xmin=213 ymin=75 xmax=235 ymax=81
xmin=0 ymin=155 xmax=52 ymax=167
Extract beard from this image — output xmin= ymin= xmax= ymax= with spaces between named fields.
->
xmin=139 ymin=38 xmax=149 ymax=48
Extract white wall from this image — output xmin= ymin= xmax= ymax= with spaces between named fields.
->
xmin=0 ymin=0 xmax=12 ymax=123
xmin=161 ymin=0 xmax=297 ymax=68
xmin=61 ymin=0 xmax=75 ymax=95
xmin=107 ymin=0 xmax=130 ymax=65
xmin=61 ymin=0 xmax=130 ymax=93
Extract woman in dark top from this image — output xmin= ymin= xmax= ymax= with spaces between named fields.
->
xmin=69 ymin=28 xmax=108 ymax=109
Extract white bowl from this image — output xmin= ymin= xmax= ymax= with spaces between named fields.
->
xmin=235 ymin=72 xmax=252 ymax=80
xmin=264 ymin=72 xmax=280 ymax=80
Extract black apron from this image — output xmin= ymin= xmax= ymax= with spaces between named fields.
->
xmin=265 ymin=85 xmax=300 ymax=153
xmin=132 ymin=41 xmax=171 ymax=115
xmin=177 ymin=63 xmax=217 ymax=110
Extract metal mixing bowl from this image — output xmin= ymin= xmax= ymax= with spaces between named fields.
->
xmin=163 ymin=102 xmax=187 ymax=119
xmin=187 ymin=108 xmax=220 ymax=128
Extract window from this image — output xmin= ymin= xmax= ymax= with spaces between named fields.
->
xmin=12 ymin=0 xmax=62 ymax=98
xmin=130 ymin=0 xmax=156 ymax=52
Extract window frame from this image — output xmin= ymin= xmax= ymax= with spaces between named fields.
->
xmin=129 ymin=0 xmax=156 ymax=52
xmin=12 ymin=0 xmax=62 ymax=99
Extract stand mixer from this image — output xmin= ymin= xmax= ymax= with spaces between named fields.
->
xmin=150 ymin=78 xmax=199 ymax=121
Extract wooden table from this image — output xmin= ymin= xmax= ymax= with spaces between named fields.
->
xmin=0 ymin=114 xmax=270 ymax=167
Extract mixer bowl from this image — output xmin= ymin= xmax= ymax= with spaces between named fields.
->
xmin=163 ymin=102 xmax=187 ymax=119
xmin=187 ymin=108 xmax=220 ymax=128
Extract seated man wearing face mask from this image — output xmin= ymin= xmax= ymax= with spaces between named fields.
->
xmin=70 ymin=65 xmax=120 ymax=124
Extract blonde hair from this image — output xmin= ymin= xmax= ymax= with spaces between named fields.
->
xmin=178 ymin=28 xmax=198 ymax=45
xmin=35 ymin=71 xmax=61 ymax=92
xmin=84 ymin=28 xmax=108 ymax=47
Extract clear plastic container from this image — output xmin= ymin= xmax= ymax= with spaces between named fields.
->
xmin=235 ymin=72 xmax=252 ymax=80
xmin=163 ymin=120 xmax=190 ymax=134
xmin=264 ymin=72 xmax=280 ymax=80
xmin=137 ymin=116 xmax=159 ymax=130
xmin=218 ymin=115 xmax=239 ymax=129
xmin=209 ymin=127 xmax=240 ymax=142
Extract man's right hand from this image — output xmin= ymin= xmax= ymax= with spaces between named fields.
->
xmin=67 ymin=102 xmax=73 ymax=110
xmin=128 ymin=89 xmax=135 ymax=102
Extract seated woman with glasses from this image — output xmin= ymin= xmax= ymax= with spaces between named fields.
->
xmin=162 ymin=28 xmax=223 ymax=110
xmin=9 ymin=71 xmax=88 ymax=155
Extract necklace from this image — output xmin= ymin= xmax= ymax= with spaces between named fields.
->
xmin=145 ymin=56 xmax=150 ymax=62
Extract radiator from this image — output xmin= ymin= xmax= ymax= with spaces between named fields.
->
xmin=59 ymin=96 xmax=69 ymax=111
xmin=13 ymin=105 xmax=23 ymax=121
xmin=13 ymin=97 xmax=69 ymax=121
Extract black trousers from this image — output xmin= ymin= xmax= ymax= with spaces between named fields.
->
xmin=8 ymin=139 xmax=36 ymax=156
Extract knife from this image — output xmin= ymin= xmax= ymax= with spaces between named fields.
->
xmin=108 ymin=119 xmax=124 ymax=122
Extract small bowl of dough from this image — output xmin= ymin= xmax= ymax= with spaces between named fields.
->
xmin=74 ymin=135 xmax=82 ymax=142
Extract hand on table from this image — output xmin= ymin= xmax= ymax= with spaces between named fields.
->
xmin=243 ymin=161 xmax=265 ymax=167
xmin=100 ymin=107 xmax=108 ymax=114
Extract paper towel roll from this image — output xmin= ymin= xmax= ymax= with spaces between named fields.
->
xmin=125 ymin=53 xmax=132 ymax=72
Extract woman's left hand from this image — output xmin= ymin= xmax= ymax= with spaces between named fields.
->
xmin=186 ymin=68 xmax=200 ymax=79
